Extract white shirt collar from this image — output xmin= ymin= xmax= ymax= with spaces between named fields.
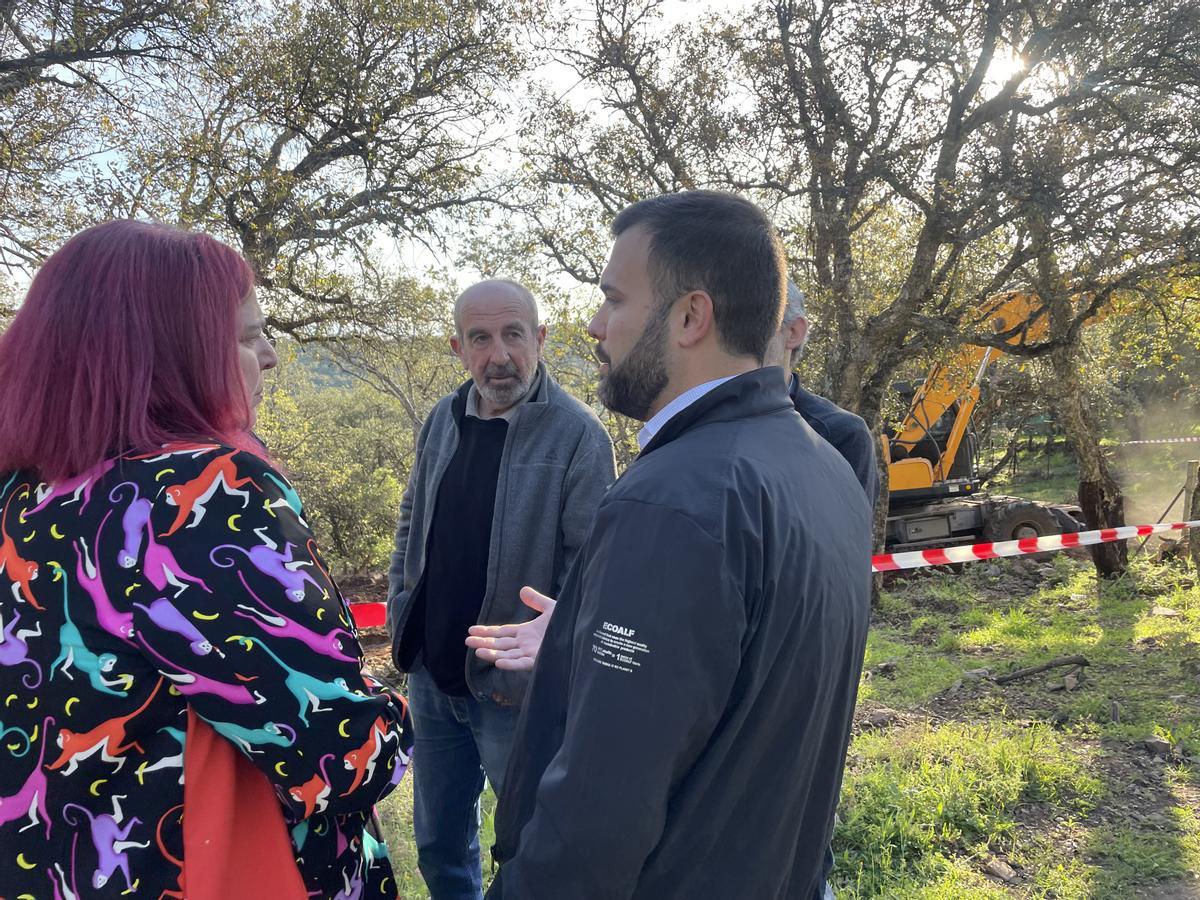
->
xmin=637 ymin=376 xmax=736 ymax=450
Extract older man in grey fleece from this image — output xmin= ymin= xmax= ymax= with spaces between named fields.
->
xmin=387 ymin=279 xmax=615 ymax=900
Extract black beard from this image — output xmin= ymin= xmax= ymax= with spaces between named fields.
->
xmin=597 ymin=305 xmax=670 ymax=421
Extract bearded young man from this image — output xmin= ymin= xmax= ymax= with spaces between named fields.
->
xmin=386 ymin=279 xmax=615 ymax=900
xmin=479 ymin=193 xmax=872 ymax=899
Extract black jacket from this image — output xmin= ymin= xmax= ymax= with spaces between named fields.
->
xmin=489 ymin=368 xmax=871 ymax=900
xmin=790 ymin=374 xmax=880 ymax=506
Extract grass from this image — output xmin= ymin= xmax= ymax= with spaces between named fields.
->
xmin=847 ymin=553 xmax=1200 ymax=898
xmin=986 ymin=444 xmax=1082 ymax=505
xmin=375 ymin=778 xmax=497 ymax=899
xmin=376 ymin=776 xmax=425 ymax=899
xmin=985 ymin=443 xmax=1199 ymax=524
xmin=834 ymin=721 xmax=1101 ymax=897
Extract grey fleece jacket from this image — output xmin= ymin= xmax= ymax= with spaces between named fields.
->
xmin=387 ymin=362 xmax=616 ymax=704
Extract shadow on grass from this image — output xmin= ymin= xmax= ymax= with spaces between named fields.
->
xmin=1077 ymin=570 xmax=1200 ymax=899
xmin=841 ymin=557 xmax=1200 ymax=898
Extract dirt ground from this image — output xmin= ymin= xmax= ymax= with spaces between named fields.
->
xmin=358 ymin=625 xmax=400 ymax=685
xmin=338 ymin=573 xmax=404 ymax=684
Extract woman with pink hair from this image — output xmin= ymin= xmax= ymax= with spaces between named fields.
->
xmin=0 ymin=221 xmax=412 ymax=898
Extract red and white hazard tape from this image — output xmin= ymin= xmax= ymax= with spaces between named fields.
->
xmin=1120 ymin=436 xmax=1200 ymax=445
xmin=872 ymin=520 xmax=1200 ymax=572
xmin=346 ymin=520 xmax=1200 ymax=626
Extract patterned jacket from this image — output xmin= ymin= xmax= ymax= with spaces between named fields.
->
xmin=0 ymin=443 xmax=413 ymax=898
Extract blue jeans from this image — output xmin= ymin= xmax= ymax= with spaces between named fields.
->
xmin=407 ymin=666 xmax=520 ymax=900
xmin=816 ymin=844 xmax=836 ymax=899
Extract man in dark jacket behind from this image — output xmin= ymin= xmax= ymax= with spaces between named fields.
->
xmin=764 ymin=282 xmax=878 ymax=899
xmin=766 ymin=281 xmax=880 ymax=507
xmin=484 ymin=191 xmax=872 ymax=899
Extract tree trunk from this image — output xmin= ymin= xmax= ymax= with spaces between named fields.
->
xmin=1051 ymin=347 xmax=1128 ymax=578
xmin=1031 ymin=205 xmax=1128 ymax=579
xmin=980 ymin=433 xmax=1022 ymax=485
xmin=1187 ymin=461 xmax=1200 ymax=570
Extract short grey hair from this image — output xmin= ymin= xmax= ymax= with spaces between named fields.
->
xmin=783 ymin=281 xmax=807 ymax=325
xmin=453 ymin=279 xmax=539 ymax=334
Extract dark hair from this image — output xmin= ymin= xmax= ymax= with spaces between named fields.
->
xmin=611 ymin=190 xmax=786 ymax=361
xmin=0 ymin=219 xmax=260 ymax=481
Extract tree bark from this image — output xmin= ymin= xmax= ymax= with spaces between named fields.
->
xmin=1187 ymin=461 xmax=1200 ymax=570
xmin=1050 ymin=342 xmax=1128 ymax=578
xmin=1032 ymin=203 xmax=1128 ymax=579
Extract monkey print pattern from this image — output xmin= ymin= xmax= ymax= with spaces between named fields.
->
xmin=0 ymin=445 xmax=414 ymax=898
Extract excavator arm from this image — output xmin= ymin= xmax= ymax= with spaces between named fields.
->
xmin=888 ymin=292 xmax=1050 ymax=492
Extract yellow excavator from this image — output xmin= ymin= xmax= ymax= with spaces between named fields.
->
xmin=883 ymin=291 xmax=1088 ymax=550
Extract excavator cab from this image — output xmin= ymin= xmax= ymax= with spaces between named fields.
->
xmin=886 ymin=383 xmax=981 ymax=503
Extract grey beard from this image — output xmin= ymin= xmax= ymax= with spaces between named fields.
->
xmin=478 ymin=368 xmax=537 ymax=408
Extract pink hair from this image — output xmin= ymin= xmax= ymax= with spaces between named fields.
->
xmin=0 ymin=220 xmax=263 ymax=481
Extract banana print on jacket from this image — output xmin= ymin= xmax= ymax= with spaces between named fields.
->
xmin=0 ymin=444 xmax=413 ymax=898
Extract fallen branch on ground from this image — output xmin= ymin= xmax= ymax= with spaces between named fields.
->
xmin=994 ymin=655 xmax=1090 ymax=684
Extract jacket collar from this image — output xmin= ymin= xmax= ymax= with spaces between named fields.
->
xmin=637 ymin=366 xmax=793 ymax=458
xmin=788 ymin=371 xmax=816 ymax=405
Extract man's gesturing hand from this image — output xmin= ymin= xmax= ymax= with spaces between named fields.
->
xmin=465 ymin=586 xmax=556 ymax=671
